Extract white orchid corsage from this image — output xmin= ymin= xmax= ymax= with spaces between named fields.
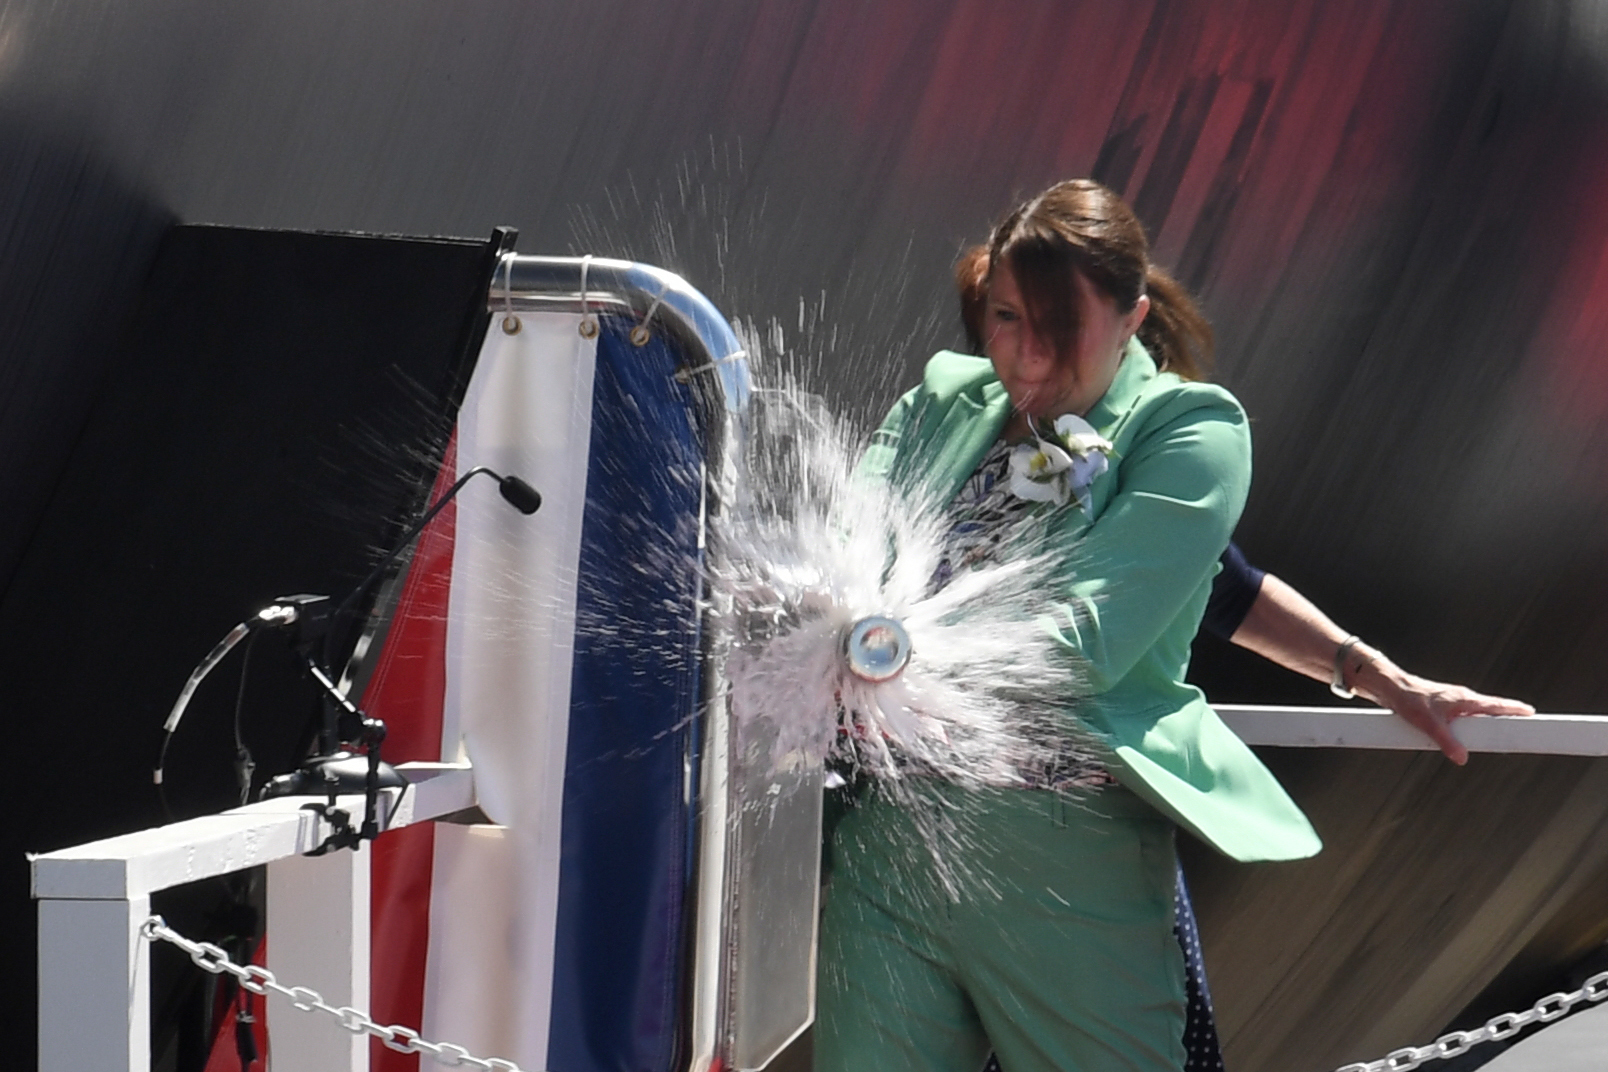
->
xmin=1007 ymin=414 xmax=1114 ymax=513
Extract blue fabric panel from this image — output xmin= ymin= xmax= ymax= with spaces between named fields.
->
xmin=549 ymin=317 xmax=704 ymax=1072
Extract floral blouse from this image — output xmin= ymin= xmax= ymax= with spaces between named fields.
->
xmin=930 ymin=439 xmax=1114 ymax=791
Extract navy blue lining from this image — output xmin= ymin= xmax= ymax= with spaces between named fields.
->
xmin=1202 ymin=540 xmax=1265 ymax=641
xmin=548 ymin=318 xmax=704 ymax=1072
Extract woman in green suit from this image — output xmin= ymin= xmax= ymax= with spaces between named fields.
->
xmin=815 ymin=179 xmax=1319 ymax=1072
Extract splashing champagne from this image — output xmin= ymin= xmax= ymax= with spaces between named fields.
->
xmin=711 ymin=361 xmax=1093 ymax=792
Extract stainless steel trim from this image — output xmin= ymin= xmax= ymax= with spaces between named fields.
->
xmin=487 ymin=255 xmax=751 ymax=414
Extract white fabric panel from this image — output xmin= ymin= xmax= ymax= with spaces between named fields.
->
xmin=421 ymin=824 xmax=518 ymax=1059
xmin=431 ymin=312 xmax=597 ymax=1070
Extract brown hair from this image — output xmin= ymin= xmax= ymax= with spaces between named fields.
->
xmin=960 ymin=179 xmax=1213 ymax=380
xmin=955 ymin=243 xmax=991 ymax=354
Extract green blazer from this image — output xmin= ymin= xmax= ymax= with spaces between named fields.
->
xmin=861 ymin=343 xmax=1321 ymax=863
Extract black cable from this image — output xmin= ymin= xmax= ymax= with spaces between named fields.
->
xmin=156 ymin=728 xmax=177 ymax=824
xmin=321 ymin=465 xmax=539 ymax=676
xmin=234 ymin=965 xmax=260 ymax=1069
xmin=233 ymin=630 xmax=260 ymax=807
xmin=321 ymin=465 xmax=497 ymax=676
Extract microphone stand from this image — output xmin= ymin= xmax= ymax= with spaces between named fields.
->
xmin=284 ymin=643 xmax=397 ymax=854
xmin=159 ymin=467 xmax=540 ymax=854
xmin=255 ymin=593 xmax=403 ymax=853
xmin=319 ymin=466 xmax=540 ymax=682
xmin=261 ymin=467 xmax=540 ymax=853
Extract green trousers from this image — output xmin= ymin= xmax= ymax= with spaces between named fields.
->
xmin=816 ymin=783 xmax=1186 ymax=1072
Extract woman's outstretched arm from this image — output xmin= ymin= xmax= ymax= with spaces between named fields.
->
xmin=1229 ymin=573 xmax=1535 ymax=765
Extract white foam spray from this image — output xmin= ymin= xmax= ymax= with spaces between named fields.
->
xmin=709 ymin=329 xmax=1094 ymax=795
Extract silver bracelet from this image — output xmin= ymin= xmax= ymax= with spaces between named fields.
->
xmin=1331 ymin=635 xmax=1362 ymax=699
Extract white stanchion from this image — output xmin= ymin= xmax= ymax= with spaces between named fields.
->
xmin=268 ymin=846 xmax=371 ymax=1072
xmin=31 ymin=762 xmax=474 ymax=1072
xmin=38 ymin=894 xmax=151 ymax=1072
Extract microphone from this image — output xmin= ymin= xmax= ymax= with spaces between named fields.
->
xmin=324 ymin=465 xmax=540 ymax=671
xmin=497 ymin=474 xmax=542 ymax=515
xmin=155 ymin=466 xmax=540 ymax=788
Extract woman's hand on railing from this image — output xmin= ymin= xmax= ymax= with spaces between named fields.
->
xmin=1348 ymin=653 xmax=1535 ymax=765
xmin=1228 ymin=572 xmax=1535 ymax=765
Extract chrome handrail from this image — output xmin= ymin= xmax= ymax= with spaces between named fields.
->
xmin=487 ymin=255 xmax=751 ymax=413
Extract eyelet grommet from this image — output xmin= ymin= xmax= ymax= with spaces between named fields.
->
xmin=579 ymin=318 xmax=599 ymax=339
xmin=501 ymin=314 xmax=522 ymax=335
xmin=629 ymin=324 xmax=651 ymax=347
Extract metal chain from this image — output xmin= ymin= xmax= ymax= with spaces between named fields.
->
xmin=1332 ymin=968 xmax=1608 ymax=1072
xmin=142 ymin=916 xmax=532 ymax=1072
xmin=146 ymin=912 xmax=1608 ymax=1072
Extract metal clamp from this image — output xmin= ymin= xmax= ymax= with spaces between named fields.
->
xmin=578 ymin=255 xmax=599 ymax=339
xmin=499 ymin=253 xmax=521 ymax=335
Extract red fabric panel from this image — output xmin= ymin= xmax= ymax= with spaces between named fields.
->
xmin=364 ymin=435 xmax=459 ymax=1072
xmin=200 ymin=939 xmax=269 ymax=1072
xmin=368 ymin=823 xmax=439 ymax=1072
xmin=202 ymin=440 xmax=459 ymax=1071
xmin=363 ymin=433 xmax=459 ymax=760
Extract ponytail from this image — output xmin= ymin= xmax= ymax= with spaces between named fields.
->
xmin=1138 ymin=264 xmax=1213 ymax=381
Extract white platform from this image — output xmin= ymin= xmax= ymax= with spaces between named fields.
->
xmin=1481 ymin=1001 xmax=1608 ymax=1071
xmin=32 ymin=709 xmax=1608 ymax=1072
xmin=31 ymin=761 xmax=475 ymax=1072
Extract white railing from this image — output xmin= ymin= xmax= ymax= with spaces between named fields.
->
xmin=31 ymin=708 xmax=1608 ymax=1072
xmin=1217 ymin=705 xmax=1608 ymax=756
xmin=31 ymin=761 xmax=475 ymax=1072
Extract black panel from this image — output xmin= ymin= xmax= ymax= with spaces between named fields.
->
xmin=0 ymin=223 xmax=500 ymax=1066
xmin=0 ymin=110 xmax=174 ymax=600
